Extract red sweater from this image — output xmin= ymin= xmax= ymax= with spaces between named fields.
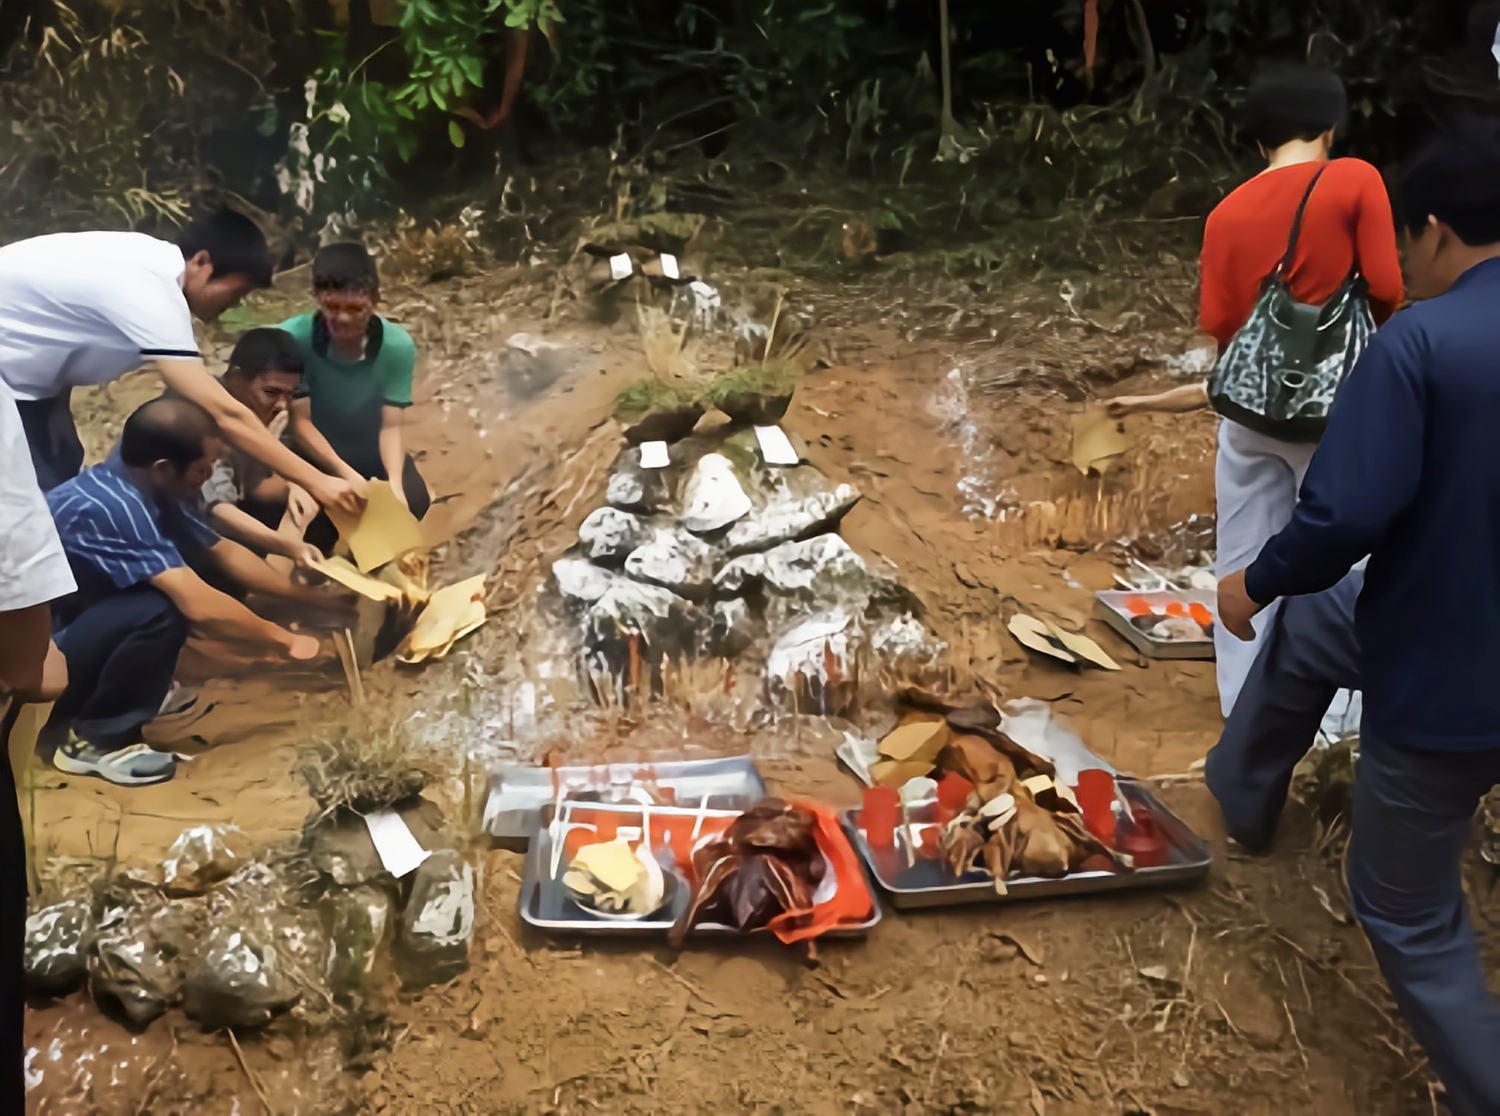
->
xmin=1199 ymin=158 xmax=1405 ymax=349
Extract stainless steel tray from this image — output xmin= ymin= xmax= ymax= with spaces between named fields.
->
xmin=842 ymin=779 xmax=1211 ymax=910
xmin=483 ymin=755 xmax=769 ymax=848
xmin=518 ymin=802 xmax=881 ymax=938
xmin=1095 ymin=589 xmax=1216 ymax=661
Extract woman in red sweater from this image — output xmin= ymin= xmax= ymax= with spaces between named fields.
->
xmin=1109 ymin=65 xmax=1404 ymax=716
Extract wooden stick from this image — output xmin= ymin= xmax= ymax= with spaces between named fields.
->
xmin=332 ymin=628 xmax=365 ymax=706
xmin=226 ymin=1028 xmax=274 ymax=1115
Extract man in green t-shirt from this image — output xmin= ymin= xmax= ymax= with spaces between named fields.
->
xmin=280 ymin=243 xmax=430 ymax=552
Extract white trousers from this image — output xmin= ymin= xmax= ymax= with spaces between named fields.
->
xmin=0 ymin=381 xmax=72 ymax=614
xmin=1213 ymin=419 xmax=1316 ymax=717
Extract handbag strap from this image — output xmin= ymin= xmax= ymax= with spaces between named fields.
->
xmin=1274 ymin=164 xmax=1329 ymax=281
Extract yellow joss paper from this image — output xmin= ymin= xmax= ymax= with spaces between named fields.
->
xmin=397 ymin=575 xmax=488 ymax=664
xmin=330 ymin=481 xmax=424 ymax=573
xmin=307 ymin=554 xmax=405 ymax=603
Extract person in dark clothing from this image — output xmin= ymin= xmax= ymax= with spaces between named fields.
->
xmin=1205 ymin=569 xmax=1363 ymax=854
xmin=1218 ymin=115 xmax=1500 ymax=1116
xmin=45 ymin=398 xmax=332 ymax=788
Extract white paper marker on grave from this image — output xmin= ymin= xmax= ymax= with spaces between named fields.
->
xmin=754 ymin=425 xmax=799 ymax=466
xmin=660 ymin=254 xmax=680 ymax=280
xmin=639 ymin=440 xmax=671 ymax=469
xmin=609 ymin=253 xmax=633 ymax=281
xmin=364 ymin=810 xmax=432 ymax=878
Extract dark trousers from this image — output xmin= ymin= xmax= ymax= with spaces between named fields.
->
xmin=1204 ymin=568 xmax=1363 ymax=851
xmin=1351 ymin=735 xmax=1500 ymax=1116
xmin=47 ymin=588 xmax=188 ymax=752
xmin=15 ymin=390 xmax=83 ymax=492
xmin=0 ymin=702 xmax=25 ymax=1110
xmin=305 ymin=454 xmax=430 ymax=556
xmin=1205 ymin=571 xmax=1500 ymax=1114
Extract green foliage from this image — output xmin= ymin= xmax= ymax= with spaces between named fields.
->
xmin=613 ymin=379 xmax=701 ymax=419
xmin=0 ymin=0 xmax=294 ymax=235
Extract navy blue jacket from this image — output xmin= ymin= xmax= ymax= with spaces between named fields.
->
xmin=1246 ymin=257 xmax=1500 ymax=751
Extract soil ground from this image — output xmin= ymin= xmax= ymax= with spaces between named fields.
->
xmin=19 ymin=211 xmax=1492 ymax=1116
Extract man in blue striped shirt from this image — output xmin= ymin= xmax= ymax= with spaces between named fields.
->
xmin=44 ymin=397 xmax=334 ymax=787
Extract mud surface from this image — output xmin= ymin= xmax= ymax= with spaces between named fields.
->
xmin=22 ymin=218 xmax=1483 ymax=1115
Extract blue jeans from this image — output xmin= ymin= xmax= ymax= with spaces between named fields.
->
xmin=1206 ymin=570 xmax=1500 ymax=1114
xmin=1205 ymin=569 xmax=1362 ymax=852
xmin=1351 ymin=734 xmax=1500 ymax=1116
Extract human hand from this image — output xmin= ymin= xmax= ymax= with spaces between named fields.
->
xmin=1216 ymin=569 xmax=1265 ymax=642
xmin=1105 ymin=397 xmax=1143 ymax=419
xmin=309 ymin=475 xmax=367 ymax=519
xmin=285 ymin=633 xmax=322 ymax=661
xmin=268 ymin=410 xmax=291 ymax=439
xmin=287 ymin=485 xmax=318 ymax=528
xmin=289 ymin=542 xmax=324 ymax=569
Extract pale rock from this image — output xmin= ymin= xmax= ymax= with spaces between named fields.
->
xmin=396 ymin=851 xmax=475 ymax=988
xmin=553 ymin=558 xmax=620 ymax=603
xmin=681 ymin=453 xmax=752 ymax=534
xmin=624 ymin=527 xmax=718 ymax=597
xmin=715 ymin=534 xmax=868 ymax=597
xmin=578 ymin=507 xmax=646 ymax=564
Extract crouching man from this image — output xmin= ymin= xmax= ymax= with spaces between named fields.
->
xmin=201 ymin=327 xmax=320 ymax=560
xmin=44 ymin=397 xmax=341 ymax=787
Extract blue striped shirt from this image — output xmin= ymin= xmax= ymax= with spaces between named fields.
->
xmin=46 ymin=458 xmax=217 ymax=626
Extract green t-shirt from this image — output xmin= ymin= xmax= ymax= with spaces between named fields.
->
xmin=280 ymin=310 xmax=417 ymax=478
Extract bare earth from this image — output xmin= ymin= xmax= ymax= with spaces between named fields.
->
xmin=23 ymin=226 xmax=1491 ymax=1116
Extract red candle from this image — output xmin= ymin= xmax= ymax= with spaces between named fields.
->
xmin=862 ymin=786 xmax=899 ymax=849
xmin=1075 ymin=768 xmax=1117 ymax=845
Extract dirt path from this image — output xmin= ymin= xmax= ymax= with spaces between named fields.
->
xmin=22 ymin=237 xmax=1466 ymax=1115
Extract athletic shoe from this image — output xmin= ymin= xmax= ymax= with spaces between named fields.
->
xmin=53 ymin=738 xmax=177 ymax=787
xmin=158 ymin=683 xmax=199 ymax=717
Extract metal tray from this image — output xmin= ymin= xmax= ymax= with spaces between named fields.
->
xmin=483 ymin=755 xmax=769 ymax=848
xmin=1095 ymin=589 xmax=1217 ymax=661
xmin=518 ymin=801 xmax=881 ymax=938
xmin=842 ymin=779 xmax=1211 ymax=909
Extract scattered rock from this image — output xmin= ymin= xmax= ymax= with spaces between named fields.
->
xmin=396 ymin=851 xmax=475 ymax=989
xmin=161 ymin=824 xmax=252 ymax=897
xmin=606 ymin=445 xmax=675 ymax=515
xmin=88 ymin=898 xmax=196 ymax=1029
xmin=585 ymin=580 xmax=696 ymax=649
xmin=321 ymin=885 xmax=394 ymax=1000
xmin=625 ymin=527 xmax=718 ymax=597
xmin=553 ymin=558 xmax=621 ymax=603
xmin=308 ymin=814 xmax=389 ymax=888
xmin=766 ymin=610 xmax=859 ymax=715
xmin=24 ymin=899 xmax=93 ymax=996
xmin=606 ymin=471 xmax=647 ymax=511
xmin=498 ymin=333 xmax=569 ymax=400
xmin=715 ymin=441 xmax=861 ymax=554
xmin=578 ymin=507 xmax=647 ymax=564
xmin=715 ymin=534 xmax=869 ymax=599
xmin=707 ymin=598 xmax=757 ymax=658
xmin=681 ymin=453 xmax=753 ymax=534
xmin=183 ymin=923 xmax=300 ymax=1030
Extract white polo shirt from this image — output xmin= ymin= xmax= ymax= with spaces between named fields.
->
xmin=0 ymin=231 xmax=201 ymax=402
xmin=0 ymin=382 xmax=73 ymax=611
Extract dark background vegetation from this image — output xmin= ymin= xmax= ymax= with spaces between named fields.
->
xmin=0 ymin=0 xmax=1493 ymax=248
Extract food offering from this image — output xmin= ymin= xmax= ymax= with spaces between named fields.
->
xmin=521 ymin=795 xmax=879 ymax=943
xmin=844 ymin=699 xmax=1211 ymax=908
xmin=1095 ymin=589 xmax=1217 ymax=660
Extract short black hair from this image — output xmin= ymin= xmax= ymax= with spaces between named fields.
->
xmin=1396 ymin=115 xmax=1500 ymax=245
xmin=176 ymin=209 xmax=273 ymax=289
xmin=120 ymin=397 xmax=217 ymax=471
xmin=311 ymin=243 xmax=380 ymax=295
xmin=1242 ymin=64 xmax=1348 ymax=151
xmin=225 ymin=327 xmax=304 ymax=383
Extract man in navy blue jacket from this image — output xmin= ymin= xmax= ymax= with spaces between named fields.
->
xmin=1218 ymin=117 xmax=1500 ymax=1116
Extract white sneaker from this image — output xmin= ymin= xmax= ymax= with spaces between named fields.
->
xmin=53 ymin=738 xmax=177 ymax=786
